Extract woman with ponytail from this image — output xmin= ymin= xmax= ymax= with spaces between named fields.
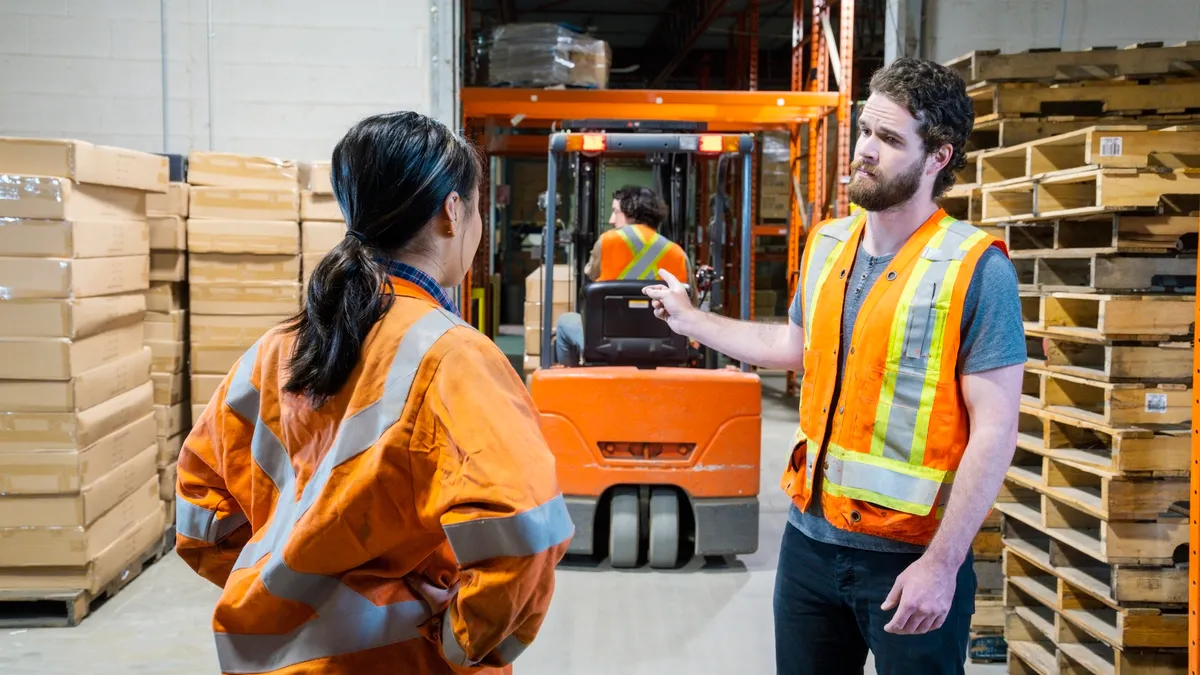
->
xmin=174 ymin=111 xmax=573 ymax=675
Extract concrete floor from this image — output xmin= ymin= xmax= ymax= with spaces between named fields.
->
xmin=0 ymin=376 xmax=1006 ymax=675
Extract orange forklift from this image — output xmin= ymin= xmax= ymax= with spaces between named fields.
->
xmin=528 ymin=125 xmax=762 ymax=569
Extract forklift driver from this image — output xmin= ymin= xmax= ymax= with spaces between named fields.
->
xmin=552 ymin=185 xmax=690 ymax=366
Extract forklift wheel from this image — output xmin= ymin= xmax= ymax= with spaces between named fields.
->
xmin=648 ymin=487 xmax=680 ymax=569
xmin=608 ymin=487 xmax=640 ymax=568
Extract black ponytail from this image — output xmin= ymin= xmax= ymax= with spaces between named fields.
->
xmin=282 ymin=111 xmax=480 ymax=406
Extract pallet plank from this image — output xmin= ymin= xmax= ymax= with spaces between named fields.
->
xmin=970 ymin=81 xmax=1200 ymax=119
xmin=947 ymin=43 xmax=1200 ymax=84
xmin=1039 ymin=293 xmax=1195 ymax=341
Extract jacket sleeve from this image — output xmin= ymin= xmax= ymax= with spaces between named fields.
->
xmin=416 ymin=333 xmax=573 ymax=671
xmin=174 ymin=373 xmax=252 ymax=587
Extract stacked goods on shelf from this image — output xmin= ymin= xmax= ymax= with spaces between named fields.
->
xmin=299 ymin=160 xmax=346 ymax=294
xmin=146 ymin=179 xmax=190 ymax=531
xmin=981 ymin=126 xmax=1197 ymax=674
xmin=0 ymin=138 xmax=168 ymax=625
xmin=186 ymin=153 xmax=301 ymax=426
xmin=522 ymin=264 xmax=576 ymax=375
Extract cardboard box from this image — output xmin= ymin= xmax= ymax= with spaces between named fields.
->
xmin=0 ymin=175 xmax=146 ymax=221
xmin=302 ymin=220 xmax=346 ymax=254
xmin=146 ymin=182 xmax=189 ymax=217
xmin=154 ymin=403 xmax=184 ymax=439
xmin=0 ymin=346 xmax=151 ymax=412
xmin=191 ymin=404 xmax=206 ymax=424
xmin=187 ymin=152 xmax=299 ymax=190
xmin=188 ymin=187 xmax=300 ymax=221
xmin=300 ymin=191 xmax=343 ymax=221
xmin=190 ymin=374 xmax=223 ymax=405
xmin=190 ymin=313 xmax=287 ymax=347
xmin=186 ymin=219 xmax=300 ymax=255
xmin=301 ymin=252 xmax=327 ymax=288
xmin=0 ymin=505 xmax=163 ymax=593
xmin=300 ymin=161 xmax=332 ymax=194
xmin=151 ymin=370 xmax=184 ymax=406
xmin=0 ymin=255 xmax=149 ymax=299
xmin=189 ymin=253 xmax=300 ymax=285
xmin=523 ymin=301 xmax=571 ymax=328
xmin=0 ymin=475 xmax=159 ymax=567
xmin=525 ymin=264 xmax=576 ymax=303
xmin=0 ymin=218 xmax=149 ymax=259
xmin=148 ymin=215 xmax=187 ymax=251
xmin=523 ymin=353 xmax=540 ymax=372
xmin=158 ymin=462 xmax=177 ymax=501
xmin=525 ymin=326 xmax=545 ymax=355
xmin=0 ymin=322 xmax=144 ymax=381
xmin=190 ymin=283 xmax=299 ymax=316
xmin=156 ymin=434 xmax=182 ymax=469
xmin=162 ymin=496 xmax=175 ymax=527
xmin=0 ymin=381 xmax=154 ymax=451
xmin=0 ymin=445 xmax=156 ymax=527
xmin=190 ymin=344 xmax=247 ymax=375
xmin=145 ymin=281 xmax=184 ymax=313
xmin=149 ymin=251 xmax=186 ymax=282
xmin=147 ymin=339 xmax=184 ymax=374
xmin=0 ymin=137 xmax=169 ymax=192
xmin=145 ymin=310 xmax=186 ymax=342
xmin=0 ymin=293 xmax=145 ymax=339
xmin=0 ymin=414 xmax=156 ymax=495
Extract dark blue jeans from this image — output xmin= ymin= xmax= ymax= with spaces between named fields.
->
xmin=773 ymin=523 xmax=975 ymax=675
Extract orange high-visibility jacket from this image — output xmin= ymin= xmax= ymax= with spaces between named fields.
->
xmin=175 ymin=279 xmax=573 ymax=675
xmin=597 ymin=224 xmax=689 ymax=282
xmin=783 ymin=209 xmax=1007 ymax=546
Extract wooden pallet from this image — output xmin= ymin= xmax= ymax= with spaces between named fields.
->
xmin=1008 ymin=250 xmax=1196 ymax=293
xmin=1036 ymin=293 xmax=1195 ymax=341
xmin=1016 ymin=404 xmax=1190 ymax=476
xmin=970 ymin=80 xmax=1200 ymax=120
xmin=982 ymin=168 xmax=1200 ymax=223
xmin=947 ymin=42 xmax=1200 ymax=85
xmin=996 ymin=480 xmax=1187 ymax=566
xmin=1003 ymin=214 xmax=1196 ymax=254
xmin=968 ymin=115 xmax=1200 ymax=153
xmin=1007 ymin=450 xmax=1188 ymax=523
xmin=940 ymin=181 xmax=982 ymax=222
xmin=0 ymin=534 xmax=168 ymax=629
xmin=977 ymin=126 xmax=1200 ymax=185
xmin=1025 ymin=331 xmax=1192 ymax=383
xmin=1026 ymin=366 xmax=1192 ymax=427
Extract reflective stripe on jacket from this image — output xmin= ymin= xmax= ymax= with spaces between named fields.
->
xmin=175 ymin=278 xmax=573 ymax=674
xmin=782 ymin=209 xmax=1006 ymax=546
xmin=598 ymin=224 xmax=689 ymax=282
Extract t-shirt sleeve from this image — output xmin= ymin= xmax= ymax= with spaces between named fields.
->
xmin=958 ymin=246 xmax=1028 ymax=375
xmin=788 ymin=282 xmax=804 ymax=328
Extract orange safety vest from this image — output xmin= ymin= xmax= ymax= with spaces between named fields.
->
xmin=782 ymin=209 xmax=1007 ymax=546
xmin=175 ymin=279 xmax=572 ymax=674
xmin=598 ymin=224 xmax=689 ymax=282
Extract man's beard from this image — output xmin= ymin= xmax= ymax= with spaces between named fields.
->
xmin=847 ymin=155 xmax=924 ymax=212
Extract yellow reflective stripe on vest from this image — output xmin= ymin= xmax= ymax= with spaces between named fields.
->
xmin=820 ymin=442 xmax=952 ymax=517
xmin=802 ymin=215 xmax=859 ymax=345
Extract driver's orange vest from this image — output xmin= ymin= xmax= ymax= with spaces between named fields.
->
xmin=783 ymin=209 xmax=1007 ymax=546
xmin=598 ymin=225 xmax=688 ymax=282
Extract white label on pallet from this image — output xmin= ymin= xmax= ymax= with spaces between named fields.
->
xmin=1145 ymin=393 xmax=1168 ymax=413
xmin=1099 ymin=136 xmax=1123 ymax=157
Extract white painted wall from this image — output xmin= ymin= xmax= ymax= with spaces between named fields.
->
xmin=0 ymin=0 xmax=445 ymax=163
xmin=925 ymin=0 xmax=1200 ymax=65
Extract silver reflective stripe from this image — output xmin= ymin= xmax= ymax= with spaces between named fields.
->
xmin=176 ymin=499 xmax=248 ymax=544
xmin=824 ymin=452 xmax=942 ymax=513
xmin=801 ymin=216 xmax=857 ymax=342
xmin=493 ymin=633 xmax=529 ymax=665
xmin=623 ymin=234 xmax=671 ymax=280
xmin=441 ymin=608 xmax=475 ymax=667
xmin=443 ymin=494 xmax=575 ymax=566
xmin=216 ymin=308 xmax=468 ymax=674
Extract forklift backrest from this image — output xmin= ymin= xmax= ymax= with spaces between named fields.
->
xmin=582 ymin=280 xmax=688 ymax=367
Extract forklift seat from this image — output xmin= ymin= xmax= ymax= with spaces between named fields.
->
xmin=581 ymin=280 xmax=688 ymax=367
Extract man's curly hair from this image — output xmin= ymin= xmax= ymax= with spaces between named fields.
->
xmin=868 ymin=58 xmax=975 ymax=199
xmin=613 ymin=185 xmax=668 ymax=230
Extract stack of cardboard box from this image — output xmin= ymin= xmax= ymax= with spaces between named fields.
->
xmin=186 ymin=153 xmax=301 ymax=424
xmin=0 ymin=138 xmax=167 ymax=598
xmin=299 ymin=161 xmax=346 ymax=292
xmin=523 ymin=264 xmax=575 ymax=373
xmin=145 ymin=179 xmax=190 ymax=527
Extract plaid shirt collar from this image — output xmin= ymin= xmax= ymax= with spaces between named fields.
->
xmin=377 ymin=258 xmax=459 ymax=316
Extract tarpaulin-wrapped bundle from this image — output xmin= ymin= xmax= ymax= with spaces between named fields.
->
xmin=488 ymin=23 xmax=611 ymax=89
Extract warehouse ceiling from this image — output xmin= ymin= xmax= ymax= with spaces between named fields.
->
xmin=469 ymin=0 xmax=802 ymax=89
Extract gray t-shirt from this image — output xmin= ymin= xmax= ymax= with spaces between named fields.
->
xmin=786 ymin=244 xmax=1026 ymax=553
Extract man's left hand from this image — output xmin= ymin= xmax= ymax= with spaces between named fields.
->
xmin=880 ymin=554 xmax=957 ymax=635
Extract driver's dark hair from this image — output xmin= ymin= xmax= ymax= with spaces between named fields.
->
xmin=613 ymin=185 xmax=668 ymax=230
xmin=280 ymin=111 xmax=480 ymax=407
xmin=868 ymin=57 xmax=974 ymax=198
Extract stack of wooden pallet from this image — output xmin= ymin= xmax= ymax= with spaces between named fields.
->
xmin=983 ymin=128 xmax=1196 ymax=673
